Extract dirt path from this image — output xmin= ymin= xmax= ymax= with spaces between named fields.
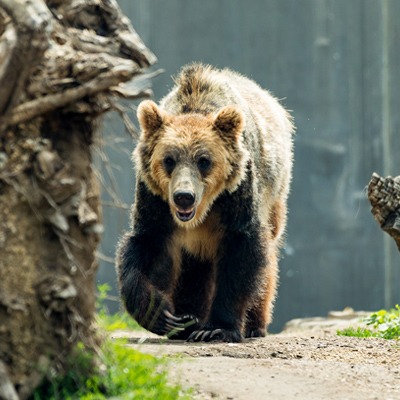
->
xmin=119 ymin=316 xmax=400 ymax=400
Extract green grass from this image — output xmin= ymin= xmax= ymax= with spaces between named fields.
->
xmin=337 ymin=326 xmax=375 ymax=338
xmin=32 ymin=340 xmax=189 ymax=400
xmin=32 ymin=284 xmax=190 ymax=399
xmin=97 ymin=307 xmax=143 ymax=332
xmin=337 ymin=305 xmax=400 ymax=340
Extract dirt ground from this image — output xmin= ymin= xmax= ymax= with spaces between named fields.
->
xmin=118 ymin=312 xmax=400 ymax=400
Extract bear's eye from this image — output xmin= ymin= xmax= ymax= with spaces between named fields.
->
xmin=197 ymin=156 xmax=212 ymax=173
xmin=163 ymin=156 xmax=176 ymax=173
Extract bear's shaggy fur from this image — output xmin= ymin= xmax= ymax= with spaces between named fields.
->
xmin=116 ymin=63 xmax=294 ymax=342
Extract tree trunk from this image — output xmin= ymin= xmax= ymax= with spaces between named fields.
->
xmin=0 ymin=1 xmax=156 ymax=398
xmin=368 ymin=173 xmax=400 ymax=251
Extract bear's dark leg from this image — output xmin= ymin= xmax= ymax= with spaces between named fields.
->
xmin=245 ymin=307 xmax=267 ymax=338
xmin=169 ymin=252 xmax=215 ymax=340
xmin=245 ymin=239 xmax=278 ymax=338
xmin=117 ymin=233 xmax=196 ymax=336
xmin=116 ymin=181 xmax=198 ymax=337
xmin=244 ymin=199 xmax=286 ymax=337
xmin=188 ymin=227 xmax=266 ymax=343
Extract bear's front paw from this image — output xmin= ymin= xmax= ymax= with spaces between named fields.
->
xmin=187 ymin=327 xmax=242 ymax=343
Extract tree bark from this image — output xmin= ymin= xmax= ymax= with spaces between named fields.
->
xmin=368 ymin=173 xmax=400 ymax=251
xmin=0 ymin=0 xmax=156 ymax=398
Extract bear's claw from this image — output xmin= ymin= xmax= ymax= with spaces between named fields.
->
xmin=163 ymin=310 xmax=198 ymax=338
xmin=187 ymin=328 xmax=242 ymax=343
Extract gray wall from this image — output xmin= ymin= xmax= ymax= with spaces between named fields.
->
xmin=98 ymin=0 xmax=400 ymax=332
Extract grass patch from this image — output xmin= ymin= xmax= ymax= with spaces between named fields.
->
xmin=337 ymin=305 xmax=400 ymax=340
xmin=337 ymin=326 xmax=375 ymax=338
xmin=32 ymin=340 xmax=188 ymax=400
xmin=97 ymin=308 xmax=143 ymax=332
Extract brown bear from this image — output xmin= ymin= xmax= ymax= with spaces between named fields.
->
xmin=116 ymin=63 xmax=294 ymax=342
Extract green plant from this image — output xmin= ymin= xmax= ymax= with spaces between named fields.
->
xmin=337 ymin=305 xmax=400 ymax=340
xmin=97 ymin=307 xmax=143 ymax=332
xmin=32 ymin=339 xmax=189 ymax=399
xmin=364 ymin=305 xmax=400 ymax=339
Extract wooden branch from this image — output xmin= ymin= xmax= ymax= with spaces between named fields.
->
xmin=101 ymin=0 xmax=157 ymax=66
xmin=0 ymin=0 xmax=157 ymax=131
xmin=3 ymin=65 xmax=140 ymax=127
xmin=0 ymin=0 xmax=53 ymax=114
xmin=68 ymin=27 xmax=120 ymax=55
xmin=52 ymin=0 xmax=157 ymax=67
xmin=368 ymin=172 xmax=400 ymax=251
xmin=110 ymin=69 xmax=163 ymax=99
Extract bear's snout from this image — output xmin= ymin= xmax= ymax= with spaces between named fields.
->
xmin=173 ymin=191 xmax=195 ymax=209
xmin=173 ymin=191 xmax=196 ymax=222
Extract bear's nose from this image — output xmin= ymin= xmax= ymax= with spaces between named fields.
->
xmin=173 ymin=191 xmax=195 ymax=209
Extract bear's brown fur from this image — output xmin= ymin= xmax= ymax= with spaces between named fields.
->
xmin=116 ymin=63 xmax=294 ymax=342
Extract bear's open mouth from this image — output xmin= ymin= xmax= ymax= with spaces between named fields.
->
xmin=175 ymin=208 xmax=196 ymax=222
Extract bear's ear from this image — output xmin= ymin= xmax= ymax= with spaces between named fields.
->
xmin=137 ymin=100 xmax=165 ymax=136
xmin=212 ymin=106 xmax=244 ymax=141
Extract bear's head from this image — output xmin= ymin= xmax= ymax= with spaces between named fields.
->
xmin=134 ymin=100 xmax=249 ymax=228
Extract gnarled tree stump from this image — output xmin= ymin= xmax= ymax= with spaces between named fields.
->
xmin=0 ymin=0 xmax=156 ymax=398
